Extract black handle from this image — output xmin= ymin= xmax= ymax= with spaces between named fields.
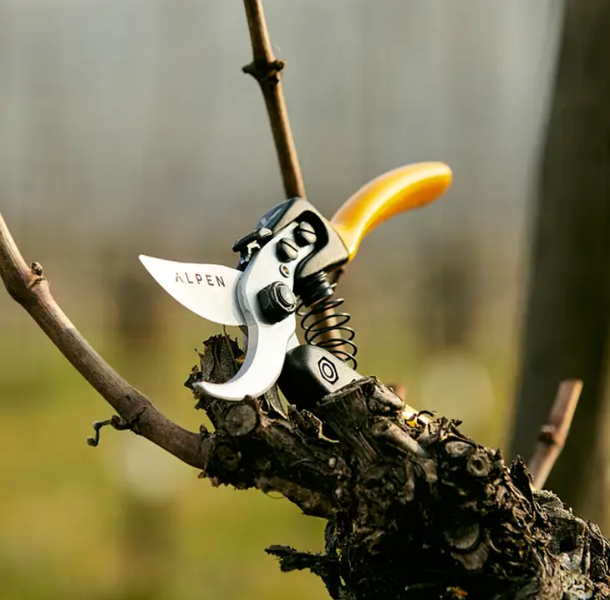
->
xmin=278 ymin=344 xmax=364 ymax=413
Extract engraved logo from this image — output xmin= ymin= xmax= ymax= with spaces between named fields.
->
xmin=175 ymin=272 xmax=226 ymax=287
xmin=318 ymin=357 xmax=338 ymax=384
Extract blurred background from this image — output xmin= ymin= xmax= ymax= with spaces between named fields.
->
xmin=1 ymin=1 xmax=607 ymax=599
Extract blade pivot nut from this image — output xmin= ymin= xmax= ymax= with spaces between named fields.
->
xmin=258 ymin=282 xmax=297 ymax=324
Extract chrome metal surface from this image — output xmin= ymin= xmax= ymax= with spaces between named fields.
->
xmin=139 ymin=255 xmax=244 ymax=326
xmin=194 ymin=222 xmax=314 ymax=401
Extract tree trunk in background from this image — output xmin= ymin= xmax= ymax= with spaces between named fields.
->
xmin=509 ymin=0 xmax=610 ymax=529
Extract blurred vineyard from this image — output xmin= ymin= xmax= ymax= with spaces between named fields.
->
xmin=0 ymin=0 xmax=570 ymax=598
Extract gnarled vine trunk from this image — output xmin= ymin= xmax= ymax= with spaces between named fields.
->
xmin=186 ymin=336 xmax=610 ymax=600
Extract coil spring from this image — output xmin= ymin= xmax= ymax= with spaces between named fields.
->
xmin=298 ymin=295 xmax=358 ymax=369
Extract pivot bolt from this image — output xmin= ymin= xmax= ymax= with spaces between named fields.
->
xmin=258 ymin=282 xmax=297 ymax=323
xmin=276 ymin=238 xmax=299 ymax=262
xmin=294 ymin=221 xmax=317 ymax=246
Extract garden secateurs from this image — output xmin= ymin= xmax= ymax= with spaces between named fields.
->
xmin=140 ymin=162 xmax=452 ymax=412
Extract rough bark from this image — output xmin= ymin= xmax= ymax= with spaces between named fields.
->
xmin=509 ymin=0 xmax=610 ymax=527
xmin=182 ymin=336 xmax=610 ymax=600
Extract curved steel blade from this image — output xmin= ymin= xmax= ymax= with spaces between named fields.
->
xmin=139 ymin=255 xmax=244 ymax=326
xmin=194 ymin=332 xmax=300 ymax=401
xmin=194 ymin=223 xmax=314 ymax=401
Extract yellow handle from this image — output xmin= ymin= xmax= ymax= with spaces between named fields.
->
xmin=330 ymin=162 xmax=452 ymax=260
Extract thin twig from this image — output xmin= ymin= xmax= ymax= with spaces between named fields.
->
xmin=242 ymin=0 xmax=305 ymax=198
xmin=0 ymin=213 xmax=209 ymax=470
xmin=528 ymin=379 xmax=583 ymax=489
xmin=242 ymin=0 xmax=350 ymax=347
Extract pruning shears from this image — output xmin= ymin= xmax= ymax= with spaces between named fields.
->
xmin=140 ymin=162 xmax=452 ymax=410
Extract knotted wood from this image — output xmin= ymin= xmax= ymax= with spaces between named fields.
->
xmin=186 ymin=336 xmax=610 ymax=600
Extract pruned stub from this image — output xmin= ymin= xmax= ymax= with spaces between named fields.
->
xmin=320 ymin=406 xmax=546 ymax=600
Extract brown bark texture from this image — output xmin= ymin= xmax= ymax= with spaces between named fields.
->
xmin=509 ymin=0 xmax=610 ymax=526
xmin=178 ymin=336 xmax=610 ymax=600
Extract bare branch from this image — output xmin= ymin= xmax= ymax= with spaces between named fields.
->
xmin=242 ymin=0 xmax=305 ymax=199
xmin=0 ymin=212 xmax=208 ymax=469
xmin=241 ymin=1 xmax=356 ymax=350
xmin=528 ymin=379 xmax=583 ymax=489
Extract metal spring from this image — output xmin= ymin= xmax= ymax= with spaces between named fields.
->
xmin=298 ymin=296 xmax=358 ymax=369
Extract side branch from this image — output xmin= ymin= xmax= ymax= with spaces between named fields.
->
xmin=242 ymin=0 xmax=305 ymax=198
xmin=528 ymin=379 xmax=583 ymax=489
xmin=0 ymin=213 xmax=208 ymax=469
